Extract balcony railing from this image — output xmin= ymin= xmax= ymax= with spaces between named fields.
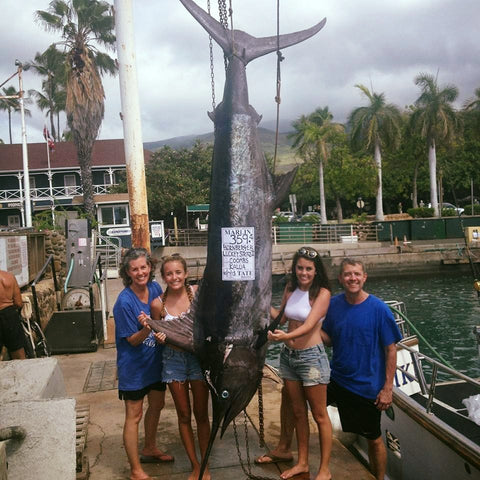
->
xmin=0 ymin=184 xmax=118 ymax=202
xmin=166 ymin=223 xmax=379 ymax=246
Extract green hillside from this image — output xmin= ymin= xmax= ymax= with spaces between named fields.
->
xmin=144 ymin=127 xmax=298 ymax=172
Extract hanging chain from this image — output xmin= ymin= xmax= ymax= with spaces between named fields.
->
xmin=207 ymin=0 xmax=216 ymax=111
xmin=257 ymin=382 xmax=265 ymax=447
xmin=272 ymin=0 xmax=283 ymax=175
xmin=232 ymin=413 xmax=277 ymax=480
xmin=218 ymin=0 xmax=231 ymax=71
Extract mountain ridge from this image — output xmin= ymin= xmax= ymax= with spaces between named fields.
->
xmin=143 ymin=127 xmax=298 ymax=172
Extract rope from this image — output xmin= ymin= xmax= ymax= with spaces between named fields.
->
xmin=272 ymin=0 xmax=283 ymax=175
xmin=388 ymin=305 xmax=455 ymax=369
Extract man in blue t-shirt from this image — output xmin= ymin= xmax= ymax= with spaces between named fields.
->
xmin=322 ymin=258 xmax=402 ymax=480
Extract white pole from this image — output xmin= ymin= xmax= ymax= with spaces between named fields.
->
xmin=114 ymin=0 xmax=150 ymax=250
xmin=17 ymin=62 xmax=32 ymax=227
xmin=17 ymin=173 xmax=25 ymax=227
xmin=45 ymin=135 xmax=55 ymax=226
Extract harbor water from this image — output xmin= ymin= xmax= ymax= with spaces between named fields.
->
xmin=267 ymin=271 xmax=480 ymax=378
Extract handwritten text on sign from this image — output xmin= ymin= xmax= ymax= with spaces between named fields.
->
xmin=221 ymin=227 xmax=255 ymax=281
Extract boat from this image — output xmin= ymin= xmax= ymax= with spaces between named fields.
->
xmin=338 ymin=300 xmax=480 ymax=480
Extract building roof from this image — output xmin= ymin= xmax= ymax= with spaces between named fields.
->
xmin=0 ymin=139 xmax=152 ymax=173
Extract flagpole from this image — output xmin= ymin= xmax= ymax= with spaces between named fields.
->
xmin=44 ymin=126 xmax=55 ymax=226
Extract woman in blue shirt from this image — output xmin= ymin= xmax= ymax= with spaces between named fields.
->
xmin=114 ymin=248 xmax=173 ymax=480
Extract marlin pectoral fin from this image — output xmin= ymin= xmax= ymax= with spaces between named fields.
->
xmin=254 ymin=305 xmax=286 ymax=350
xmin=147 ymin=315 xmax=195 ymax=353
xmin=273 ymin=167 xmax=298 ymax=210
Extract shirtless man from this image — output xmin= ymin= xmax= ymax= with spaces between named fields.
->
xmin=0 ymin=269 xmax=25 ymax=359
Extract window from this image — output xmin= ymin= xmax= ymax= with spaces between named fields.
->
xmin=29 ymin=176 xmax=36 ymax=197
xmin=99 ymin=205 xmax=128 ymax=226
xmin=103 ymin=171 xmax=116 ymax=185
xmin=8 ymin=215 xmax=21 ymax=227
xmin=64 ymin=175 xmax=76 ymax=195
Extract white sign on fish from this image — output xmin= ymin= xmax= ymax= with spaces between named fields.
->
xmin=221 ymin=227 xmax=255 ymax=281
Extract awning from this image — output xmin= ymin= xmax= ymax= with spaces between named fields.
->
xmin=186 ymin=204 xmax=209 ymax=213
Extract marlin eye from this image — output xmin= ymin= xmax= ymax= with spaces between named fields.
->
xmin=221 ymin=390 xmax=229 ymax=399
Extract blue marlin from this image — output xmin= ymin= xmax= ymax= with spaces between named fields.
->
xmin=148 ymin=0 xmax=325 ymax=475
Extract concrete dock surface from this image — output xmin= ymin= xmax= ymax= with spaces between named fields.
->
xmin=57 ymin=342 xmax=374 ymax=480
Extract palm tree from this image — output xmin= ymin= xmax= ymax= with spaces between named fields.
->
xmin=26 ymin=44 xmax=67 ymax=141
xmin=348 ymin=84 xmax=402 ymax=221
xmin=290 ymin=107 xmax=344 ymax=224
xmin=464 ymin=87 xmax=480 ymax=112
xmin=36 ymin=0 xmax=116 ymax=217
xmin=0 ymin=86 xmax=31 ymax=144
xmin=410 ymin=73 xmax=458 ymax=217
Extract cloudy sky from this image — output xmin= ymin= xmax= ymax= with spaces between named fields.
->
xmin=1 ymin=0 xmax=479 ymax=145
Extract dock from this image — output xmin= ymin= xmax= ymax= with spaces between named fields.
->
xmin=57 ymin=342 xmax=374 ymax=479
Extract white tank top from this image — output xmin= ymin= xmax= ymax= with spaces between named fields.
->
xmin=284 ymin=288 xmax=311 ymax=322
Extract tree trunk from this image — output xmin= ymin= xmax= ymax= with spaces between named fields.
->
xmin=49 ymin=107 xmax=56 ymax=142
xmin=76 ymin=142 xmax=96 ymax=218
xmin=428 ymin=139 xmax=439 ymax=217
xmin=335 ymin=196 xmax=343 ymax=224
xmin=319 ymin=159 xmax=327 ymax=224
xmin=412 ymin=161 xmax=418 ymax=208
xmin=8 ymin=109 xmax=12 ymax=144
xmin=374 ymin=141 xmax=384 ymax=221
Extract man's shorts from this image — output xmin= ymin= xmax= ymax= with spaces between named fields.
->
xmin=162 ymin=347 xmax=204 ymax=383
xmin=279 ymin=343 xmax=330 ymax=387
xmin=0 ymin=306 xmax=25 ymax=353
xmin=118 ymin=380 xmax=167 ymax=401
xmin=327 ymin=379 xmax=381 ymax=440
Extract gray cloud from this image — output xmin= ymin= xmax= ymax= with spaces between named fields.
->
xmin=1 ymin=0 xmax=479 ymax=144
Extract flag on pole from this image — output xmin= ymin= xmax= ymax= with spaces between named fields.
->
xmin=43 ymin=126 xmax=55 ymax=151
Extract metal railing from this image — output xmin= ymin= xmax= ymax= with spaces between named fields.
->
xmin=396 ymin=342 xmax=480 ymax=414
xmin=95 ymin=232 xmax=122 ymax=271
xmin=0 ymin=183 xmax=119 ymax=202
xmin=166 ymin=223 xmax=379 ymax=247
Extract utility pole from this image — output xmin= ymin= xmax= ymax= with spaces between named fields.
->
xmin=17 ymin=61 xmax=32 ymax=227
xmin=114 ymin=0 xmax=150 ymax=250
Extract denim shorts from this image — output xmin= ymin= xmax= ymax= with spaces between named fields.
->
xmin=162 ymin=347 xmax=204 ymax=383
xmin=279 ymin=343 xmax=330 ymax=387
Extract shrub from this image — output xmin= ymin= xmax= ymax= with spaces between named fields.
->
xmin=441 ymin=208 xmax=456 ymax=217
xmin=300 ymin=214 xmax=321 ymax=224
xmin=464 ymin=204 xmax=480 ymax=215
xmin=407 ymin=207 xmax=435 ymax=218
xmin=272 ymin=215 xmax=290 ymax=225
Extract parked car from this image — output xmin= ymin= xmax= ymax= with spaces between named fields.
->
xmin=428 ymin=202 xmax=464 ymax=215
xmin=272 ymin=211 xmax=296 ymax=222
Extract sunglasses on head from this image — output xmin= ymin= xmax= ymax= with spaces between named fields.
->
xmin=297 ymin=247 xmax=318 ymax=259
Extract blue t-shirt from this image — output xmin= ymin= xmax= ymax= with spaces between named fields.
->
xmin=323 ymin=293 xmax=402 ymax=399
xmin=113 ymin=281 xmax=164 ymax=391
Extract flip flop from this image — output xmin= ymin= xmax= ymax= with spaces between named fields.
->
xmin=254 ymin=452 xmax=294 ymax=465
xmin=139 ymin=453 xmax=175 ymax=463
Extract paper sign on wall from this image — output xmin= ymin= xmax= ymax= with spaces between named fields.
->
xmin=221 ymin=227 xmax=255 ymax=281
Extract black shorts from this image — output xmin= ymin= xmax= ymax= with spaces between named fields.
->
xmin=0 ymin=306 xmax=25 ymax=353
xmin=118 ymin=380 xmax=166 ymax=401
xmin=327 ymin=379 xmax=381 ymax=440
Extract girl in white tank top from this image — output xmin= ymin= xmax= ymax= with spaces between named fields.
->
xmin=266 ymin=246 xmax=332 ymax=480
